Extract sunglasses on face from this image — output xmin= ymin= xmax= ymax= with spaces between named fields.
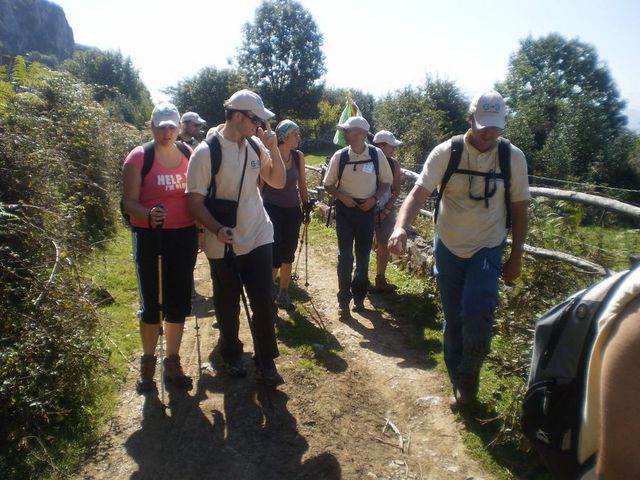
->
xmin=240 ymin=111 xmax=262 ymax=125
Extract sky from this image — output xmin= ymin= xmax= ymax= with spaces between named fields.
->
xmin=52 ymin=0 xmax=640 ymax=130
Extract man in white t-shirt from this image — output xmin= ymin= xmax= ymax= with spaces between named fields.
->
xmin=178 ymin=111 xmax=206 ymax=149
xmin=389 ymin=91 xmax=530 ymax=405
xmin=186 ymin=90 xmax=286 ymax=386
xmin=323 ymin=116 xmax=393 ymax=315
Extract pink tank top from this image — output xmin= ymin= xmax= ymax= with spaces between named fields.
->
xmin=124 ymin=145 xmax=195 ymax=229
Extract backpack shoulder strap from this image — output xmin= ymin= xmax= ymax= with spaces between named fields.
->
xmin=204 ymin=135 xmax=222 ymax=199
xmin=434 ymin=134 xmax=464 ymax=224
xmin=140 ymin=142 xmax=155 ymax=186
xmin=247 ymin=137 xmax=261 ymax=158
xmin=498 ymin=138 xmax=512 ymax=229
xmin=175 ymin=140 xmax=192 ymax=160
xmin=337 ymin=147 xmax=350 ymax=186
xmin=368 ymin=145 xmax=380 ymax=187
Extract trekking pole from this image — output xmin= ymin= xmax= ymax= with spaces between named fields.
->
xmin=225 ymin=244 xmax=274 ymax=410
xmin=194 ymin=311 xmax=202 ymax=377
xmin=303 ymin=222 xmax=309 ymax=288
xmin=155 ymin=210 xmax=167 ymax=416
xmin=290 ymin=224 xmax=305 ymax=282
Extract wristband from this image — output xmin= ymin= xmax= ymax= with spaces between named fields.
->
xmin=198 ymin=228 xmax=205 ymax=234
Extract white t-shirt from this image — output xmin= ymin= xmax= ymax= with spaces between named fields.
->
xmin=186 ymin=129 xmax=273 ymax=259
xmin=323 ymin=144 xmax=393 ymax=199
xmin=416 ymin=131 xmax=530 ymax=258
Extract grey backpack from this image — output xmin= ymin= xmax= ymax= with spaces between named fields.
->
xmin=521 ymin=267 xmax=634 ymax=479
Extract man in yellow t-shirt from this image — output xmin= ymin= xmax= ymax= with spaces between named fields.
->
xmin=389 ymin=91 xmax=530 ymax=405
xmin=323 ymin=116 xmax=393 ymax=315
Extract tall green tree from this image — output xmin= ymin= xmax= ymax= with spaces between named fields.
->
xmin=237 ymin=0 xmax=326 ymax=119
xmin=62 ymin=48 xmax=153 ymax=126
xmin=375 ymin=86 xmax=448 ymax=168
xmin=423 ymin=77 xmax=468 ymax=137
xmin=166 ymin=67 xmax=247 ymax=128
xmin=497 ymin=34 xmax=636 ymax=187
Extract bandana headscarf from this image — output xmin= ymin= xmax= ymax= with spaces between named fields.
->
xmin=276 ymin=119 xmax=299 ymax=143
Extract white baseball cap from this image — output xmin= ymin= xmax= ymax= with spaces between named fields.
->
xmin=224 ymin=89 xmax=274 ymax=120
xmin=151 ymin=103 xmax=180 ymax=128
xmin=181 ymin=111 xmax=206 ymax=125
xmin=469 ymin=90 xmax=506 ymax=129
xmin=373 ymin=130 xmax=403 ymax=147
xmin=337 ymin=116 xmax=370 ymax=132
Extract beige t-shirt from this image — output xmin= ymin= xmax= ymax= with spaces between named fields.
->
xmin=416 ymin=131 xmax=530 ymax=258
xmin=186 ymin=129 xmax=273 ymax=259
xmin=323 ymin=144 xmax=393 ymax=199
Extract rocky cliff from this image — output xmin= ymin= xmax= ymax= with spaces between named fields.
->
xmin=0 ymin=0 xmax=74 ymax=60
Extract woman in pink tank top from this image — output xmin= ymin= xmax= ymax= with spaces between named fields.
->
xmin=121 ymin=103 xmax=198 ymax=393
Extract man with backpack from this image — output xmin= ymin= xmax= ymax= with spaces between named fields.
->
xmin=388 ymin=91 xmax=530 ymax=405
xmin=185 ymin=89 xmax=286 ymax=386
xmin=178 ymin=111 xmax=206 ymax=148
xmin=323 ymin=116 xmax=393 ymax=315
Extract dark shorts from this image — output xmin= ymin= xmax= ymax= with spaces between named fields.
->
xmin=264 ymin=203 xmax=302 ymax=268
xmin=133 ymin=226 xmax=198 ymax=324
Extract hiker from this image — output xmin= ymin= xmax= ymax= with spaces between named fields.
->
xmin=178 ymin=111 xmax=206 ymax=148
xmin=580 ymin=268 xmax=640 ymax=479
xmin=186 ymin=89 xmax=286 ymax=386
xmin=261 ymin=119 xmax=311 ymax=310
xmin=121 ymin=102 xmax=197 ymax=392
xmin=371 ymin=130 xmax=403 ymax=292
xmin=323 ymin=116 xmax=393 ymax=315
xmin=388 ymin=90 xmax=530 ymax=405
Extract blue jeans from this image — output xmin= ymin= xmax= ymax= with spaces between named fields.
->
xmin=433 ymin=236 xmax=505 ymax=388
xmin=335 ymin=201 xmax=375 ymax=305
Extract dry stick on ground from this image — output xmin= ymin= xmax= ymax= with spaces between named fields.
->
xmin=383 ymin=417 xmax=405 ymax=452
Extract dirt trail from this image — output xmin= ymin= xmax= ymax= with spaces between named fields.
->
xmin=75 ymin=227 xmax=493 ymax=480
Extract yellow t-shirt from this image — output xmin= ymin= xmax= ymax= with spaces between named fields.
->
xmin=416 ymin=132 xmax=530 ymax=258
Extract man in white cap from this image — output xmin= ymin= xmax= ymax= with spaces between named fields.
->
xmin=389 ymin=90 xmax=530 ymax=406
xmin=323 ymin=116 xmax=393 ymax=315
xmin=178 ymin=111 xmax=206 ymax=148
xmin=186 ymin=89 xmax=286 ymax=386
xmin=371 ymin=130 xmax=403 ymax=292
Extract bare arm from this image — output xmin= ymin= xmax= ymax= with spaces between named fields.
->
xmin=297 ymin=151 xmax=309 ymax=204
xmin=597 ymin=297 xmax=640 ymax=479
xmin=387 ymin=184 xmax=431 ymax=255
xmin=502 ymin=200 xmax=528 ymax=283
xmin=387 ymin=159 xmax=402 ymax=209
xmin=258 ymin=122 xmax=286 ymax=189
xmin=325 ymin=184 xmax=357 ymax=208
xmin=122 ymin=162 xmax=165 ymax=227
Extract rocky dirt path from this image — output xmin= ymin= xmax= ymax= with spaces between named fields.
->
xmin=75 ymin=226 xmax=493 ymax=480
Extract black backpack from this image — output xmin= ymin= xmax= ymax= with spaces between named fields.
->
xmin=521 ymin=267 xmax=636 ymax=479
xmin=120 ymin=141 xmax=191 ymax=226
xmin=433 ymin=134 xmax=512 ymax=228
xmin=204 ymin=135 xmax=260 ymax=199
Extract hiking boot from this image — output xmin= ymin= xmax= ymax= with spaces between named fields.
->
xmin=276 ymin=290 xmax=295 ymax=310
xmin=338 ymin=301 xmax=350 ymax=319
xmin=352 ymin=300 xmax=365 ymax=313
xmin=163 ymin=354 xmax=193 ymax=389
xmin=224 ymin=358 xmax=247 ymax=378
xmin=455 ymin=372 xmax=480 ymax=405
xmin=373 ymin=274 xmax=397 ymax=293
xmin=136 ymin=354 xmax=157 ymax=393
xmin=255 ymin=358 xmax=284 ymax=386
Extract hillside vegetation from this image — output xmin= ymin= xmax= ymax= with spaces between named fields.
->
xmin=0 ymin=57 xmax=144 ymax=478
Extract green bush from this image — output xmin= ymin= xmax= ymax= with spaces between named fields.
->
xmin=0 ymin=58 xmax=144 ymax=478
